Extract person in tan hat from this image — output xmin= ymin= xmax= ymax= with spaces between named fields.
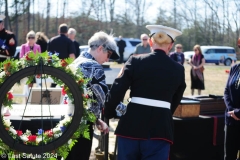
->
xmin=0 ymin=15 xmax=17 ymax=62
xmin=104 ymin=25 xmax=186 ymax=160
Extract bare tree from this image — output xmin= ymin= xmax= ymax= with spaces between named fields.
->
xmin=109 ymin=0 xmax=115 ymax=23
xmin=4 ymin=0 xmax=11 ymax=30
xmin=27 ymin=0 xmax=31 ymax=31
xmin=56 ymin=0 xmax=59 ymax=34
xmin=32 ymin=0 xmax=35 ymax=31
xmin=45 ymin=0 xmax=50 ymax=35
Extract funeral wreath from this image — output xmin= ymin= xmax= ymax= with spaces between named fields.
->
xmin=0 ymin=51 xmax=96 ymax=159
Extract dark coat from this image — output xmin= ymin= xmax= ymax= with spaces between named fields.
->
xmin=0 ymin=28 xmax=17 ymax=57
xmin=117 ymin=39 xmax=126 ymax=52
xmin=224 ymin=63 xmax=240 ymax=126
xmin=104 ymin=49 xmax=186 ymax=143
xmin=169 ymin=52 xmax=185 ymax=65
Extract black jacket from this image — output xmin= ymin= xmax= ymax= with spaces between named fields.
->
xmin=117 ymin=39 xmax=126 ymax=52
xmin=47 ymin=34 xmax=75 ymax=59
xmin=104 ymin=49 xmax=186 ymax=143
xmin=224 ymin=63 xmax=240 ymax=126
xmin=0 ymin=28 xmax=17 ymax=57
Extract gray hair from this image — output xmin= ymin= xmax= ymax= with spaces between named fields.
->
xmin=68 ymin=28 xmax=76 ymax=35
xmin=140 ymin=33 xmax=148 ymax=39
xmin=26 ymin=30 xmax=36 ymax=41
xmin=88 ymin=31 xmax=117 ymax=52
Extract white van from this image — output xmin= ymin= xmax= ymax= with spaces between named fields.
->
xmin=184 ymin=46 xmax=237 ymax=66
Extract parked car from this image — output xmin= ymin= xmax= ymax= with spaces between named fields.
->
xmin=13 ymin=46 xmax=21 ymax=59
xmin=184 ymin=46 xmax=237 ymax=66
xmin=114 ymin=37 xmax=141 ymax=61
xmin=79 ymin=45 xmax=89 ymax=54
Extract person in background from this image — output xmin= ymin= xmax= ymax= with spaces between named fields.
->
xmin=104 ymin=25 xmax=186 ymax=160
xmin=223 ymin=42 xmax=240 ymax=160
xmin=0 ymin=15 xmax=16 ymax=62
xmin=117 ymin=35 xmax=126 ymax=63
xmin=36 ymin=32 xmax=49 ymax=52
xmin=19 ymin=30 xmax=41 ymax=58
xmin=65 ymin=31 xmax=119 ymax=160
xmin=133 ymin=33 xmax=151 ymax=55
xmin=68 ymin=28 xmax=80 ymax=58
xmin=189 ymin=44 xmax=205 ymax=95
xmin=169 ymin=44 xmax=185 ymax=65
xmin=48 ymin=24 xmax=76 ymax=87
xmin=48 ymin=23 xmax=76 ymax=60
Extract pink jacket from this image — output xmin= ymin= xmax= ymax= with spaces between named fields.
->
xmin=19 ymin=43 xmax=41 ymax=58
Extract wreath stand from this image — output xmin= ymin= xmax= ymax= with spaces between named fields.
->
xmin=0 ymin=58 xmax=84 ymax=159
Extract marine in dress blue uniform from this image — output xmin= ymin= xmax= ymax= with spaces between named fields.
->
xmin=0 ymin=15 xmax=16 ymax=62
xmin=104 ymin=25 xmax=186 ymax=160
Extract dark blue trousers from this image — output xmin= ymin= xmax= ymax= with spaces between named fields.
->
xmin=117 ymin=136 xmax=170 ymax=160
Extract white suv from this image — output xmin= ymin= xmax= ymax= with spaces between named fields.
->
xmin=114 ymin=37 xmax=141 ymax=61
xmin=184 ymin=46 xmax=237 ymax=66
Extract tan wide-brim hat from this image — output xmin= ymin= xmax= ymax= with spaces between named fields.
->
xmin=0 ymin=15 xmax=5 ymax=22
xmin=146 ymin=25 xmax=182 ymax=41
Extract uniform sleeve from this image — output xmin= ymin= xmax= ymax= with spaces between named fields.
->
xmin=7 ymin=34 xmax=17 ymax=57
xmin=171 ymin=67 xmax=186 ymax=114
xmin=104 ymin=56 xmax=134 ymax=119
xmin=224 ymin=66 xmax=235 ymax=112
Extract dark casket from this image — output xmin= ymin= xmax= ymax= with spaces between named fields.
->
xmin=183 ymin=95 xmax=226 ymax=115
xmin=173 ymin=99 xmax=200 ymax=118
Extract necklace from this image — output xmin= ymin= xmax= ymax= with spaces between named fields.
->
xmin=234 ymin=66 xmax=240 ymax=89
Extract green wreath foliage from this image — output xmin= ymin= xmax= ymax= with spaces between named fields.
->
xmin=0 ymin=51 xmax=96 ymax=159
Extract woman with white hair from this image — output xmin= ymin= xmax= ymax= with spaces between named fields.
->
xmin=68 ymin=28 xmax=80 ymax=58
xmin=104 ymin=25 xmax=186 ymax=160
xmin=65 ymin=31 xmax=119 ymax=160
xmin=19 ymin=30 xmax=41 ymax=58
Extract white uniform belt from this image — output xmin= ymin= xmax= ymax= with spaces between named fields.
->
xmin=130 ymin=97 xmax=170 ymax=109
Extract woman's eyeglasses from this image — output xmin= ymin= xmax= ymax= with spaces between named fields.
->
xmin=177 ymin=47 xmax=182 ymax=49
xmin=107 ymin=50 xmax=112 ymax=58
xmin=142 ymin=39 xmax=148 ymax=41
xmin=28 ymin=37 xmax=35 ymax=39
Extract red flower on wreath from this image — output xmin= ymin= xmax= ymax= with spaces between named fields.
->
xmin=36 ymin=74 xmax=41 ymax=78
xmin=3 ymin=62 xmax=11 ymax=71
xmin=60 ymin=59 xmax=68 ymax=67
xmin=7 ymin=92 xmax=13 ymax=100
xmin=62 ymin=87 xmax=67 ymax=95
xmin=82 ymin=94 xmax=89 ymax=99
xmin=77 ymin=79 xmax=84 ymax=85
xmin=45 ymin=130 xmax=53 ymax=137
xmin=16 ymin=130 xmax=23 ymax=136
xmin=28 ymin=135 xmax=37 ymax=142
xmin=26 ymin=53 xmax=33 ymax=61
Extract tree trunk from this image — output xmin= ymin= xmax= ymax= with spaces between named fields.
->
xmin=27 ymin=0 xmax=31 ymax=31
xmin=38 ymin=0 xmax=40 ymax=31
xmin=14 ymin=0 xmax=19 ymax=42
xmin=56 ymin=0 xmax=59 ymax=34
xmin=45 ymin=0 xmax=50 ymax=35
xmin=32 ymin=0 xmax=35 ymax=31
xmin=4 ymin=0 xmax=8 ymax=29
